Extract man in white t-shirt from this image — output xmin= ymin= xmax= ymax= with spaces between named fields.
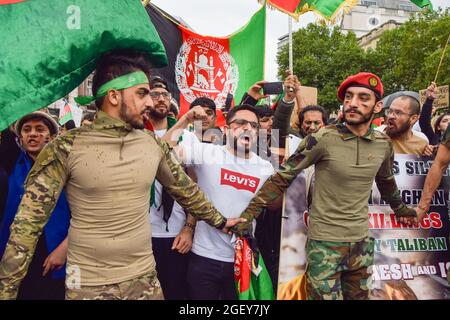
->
xmin=170 ymin=104 xmax=275 ymax=300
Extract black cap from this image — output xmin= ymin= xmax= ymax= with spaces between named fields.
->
xmin=149 ymin=75 xmax=168 ymax=90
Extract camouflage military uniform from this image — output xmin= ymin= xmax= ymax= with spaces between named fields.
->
xmin=306 ymin=237 xmax=374 ymax=300
xmin=0 ymin=111 xmax=227 ymax=300
xmin=236 ymin=124 xmax=415 ymax=300
xmin=65 ymin=272 xmax=163 ymax=300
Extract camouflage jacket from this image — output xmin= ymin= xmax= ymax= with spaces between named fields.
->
xmin=0 ymin=110 xmax=226 ymax=298
xmin=237 ymin=124 xmax=409 ymax=242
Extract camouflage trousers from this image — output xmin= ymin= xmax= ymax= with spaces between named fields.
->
xmin=306 ymin=237 xmax=375 ymax=300
xmin=65 ymin=272 xmax=164 ymax=300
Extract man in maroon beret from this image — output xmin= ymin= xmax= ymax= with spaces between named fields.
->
xmin=236 ymin=72 xmax=417 ymax=300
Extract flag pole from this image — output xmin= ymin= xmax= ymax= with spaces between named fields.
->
xmin=434 ymin=32 xmax=450 ymax=84
xmin=288 ymin=16 xmax=293 ymax=73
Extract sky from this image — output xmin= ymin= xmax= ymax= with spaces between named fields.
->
xmin=151 ymin=0 xmax=450 ymax=81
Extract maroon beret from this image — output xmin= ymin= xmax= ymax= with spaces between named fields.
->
xmin=337 ymin=72 xmax=383 ymax=101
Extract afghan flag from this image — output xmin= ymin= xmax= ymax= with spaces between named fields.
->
xmin=58 ymin=101 xmax=73 ymax=126
xmin=0 ymin=0 xmax=167 ymax=131
xmin=410 ymin=0 xmax=433 ymax=9
xmin=234 ymin=236 xmax=274 ymax=300
xmin=261 ymin=0 xmax=358 ymax=21
xmin=147 ymin=4 xmax=266 ymax=127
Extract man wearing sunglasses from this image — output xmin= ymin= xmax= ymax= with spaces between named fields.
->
xmin=165 ymin=104 xmax=275 ymax=300
xmin=142 ymin=76 xmax=194 ymax=300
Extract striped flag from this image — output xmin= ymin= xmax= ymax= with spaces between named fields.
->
xmin=147 ymin=4 xmax=265 ymax=127
xmin=58 ymin=101 xmax=73 ymax=125
xmin=261 ymin=0 xmax=358 ymax=21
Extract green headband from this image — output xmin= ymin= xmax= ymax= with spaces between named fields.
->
xmin=75 ymin=71 xmax=149 ymax=105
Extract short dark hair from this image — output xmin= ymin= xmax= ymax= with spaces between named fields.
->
xmin=64 ymin=120 xmax=76 ymax=131
xmin=257 ymin=104 xmax=274 ymax=118
xmin=226 ymin=104 xmax=259 ymax=124
xmin=92 ymin=49 xmax=152 ymax=108
xmin=298 ymin=105 xmax=328 ymax=126
xmin=82 ymin=112 xmax=95 ymax=122
xmin=434 ymin=112 xmax=450 ymax=134
xmin=395 ymin=96 xmax=420 ymax=116
xmin=190 ymin=97 xmax=216 ymax=113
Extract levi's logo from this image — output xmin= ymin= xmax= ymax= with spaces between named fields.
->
xmin=220 ymin=168 xmax=260 ymax=193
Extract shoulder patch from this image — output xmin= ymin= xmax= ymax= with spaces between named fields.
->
xmin=306 ymin=136 xmax=318 ymax=150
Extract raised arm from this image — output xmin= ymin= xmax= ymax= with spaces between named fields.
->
xmin=419 ymin=82 xmax=438 ymax=145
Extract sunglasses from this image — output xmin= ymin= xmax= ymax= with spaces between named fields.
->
xmin=229 ymin=118 xmax=259 ymax=129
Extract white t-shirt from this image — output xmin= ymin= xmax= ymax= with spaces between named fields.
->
xmin=182 ymin=142 xmax=275 ymax=262
xmin=150 ymin=129 xmax=187 ymax=238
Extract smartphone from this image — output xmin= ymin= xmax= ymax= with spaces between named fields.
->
xmin=262 ymin=82 xmax=283 ymax=95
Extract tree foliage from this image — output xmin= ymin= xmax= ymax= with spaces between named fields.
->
xmin=277 ymin=9 xmax=450 ymax=112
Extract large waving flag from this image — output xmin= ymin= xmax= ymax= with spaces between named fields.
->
xmin=147 ymin=4 xmax=266 ymax=126
xmin=261 ymin=0 xmax=358 ymax=21
xmin=0 ymin=0 xmax=167 ymax=131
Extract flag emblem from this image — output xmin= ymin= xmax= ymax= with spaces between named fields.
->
xmin=175 ymin=36 xmax=239 ymax=107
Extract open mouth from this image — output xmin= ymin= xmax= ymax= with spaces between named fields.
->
xmin=387 ymin=121 xmax=396 ymax=128
xmin=27 ymin=139 xmax=38 ymax=146
xmin=238 ymin=134 xmax=252 ymax=145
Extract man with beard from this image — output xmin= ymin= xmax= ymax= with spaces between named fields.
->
xmin=234 ymin=72 xmax=417 ymax=300
xmin=0 ymin=49 xmax=243 ymax=300
xmin=0 ymin=112 xmax=70 ymax=300
xmin=383 ymin=93 xmax=430 ymax=156
xmin=143 ymin=76 xmax=196 ymax=299
xmin=168 ymin=104 xmax=275 ymax=299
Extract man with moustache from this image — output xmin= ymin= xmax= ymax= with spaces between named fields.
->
xmin=168 ymin=104 xmax=275 ymax=299
xmin=382 ymin=92 xmax=430 ymax=155
xmin=297 ymin=105 xmax=328 ymax=138
xmin=234 ymin=72 xmax=417 ymax=300
xmin=143 ymin=76 xmax=195 ymax=299
xmin=0 ymin=50 xmax=243 ymax=300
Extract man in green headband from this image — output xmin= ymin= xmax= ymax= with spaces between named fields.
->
xmin=0 ymin=49 xmax=244 ymax=300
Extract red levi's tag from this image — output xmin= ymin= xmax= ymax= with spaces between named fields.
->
xmin=220 ymin=168 xmax=260 ymax=193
